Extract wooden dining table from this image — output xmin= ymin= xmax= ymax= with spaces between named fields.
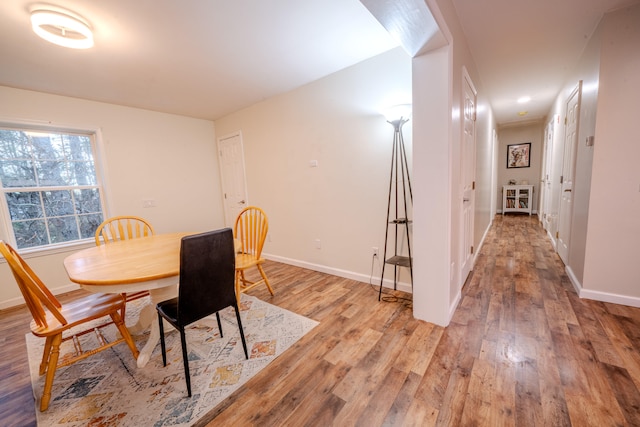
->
xmin=63 ymin=232 xmax=192 ymax=368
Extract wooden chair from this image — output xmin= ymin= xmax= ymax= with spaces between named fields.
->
xmin=233 ymin=206 xmax=274 ymax=305
xmin=157 ymin=228 xmax=248 ymax=396
xmin=95 ymin=216 xmax=155 ymax=307
xmin=0 ymin=241 xmax=139 ymax=411
xmin=95 ymin=215 xmax=155 ymax=245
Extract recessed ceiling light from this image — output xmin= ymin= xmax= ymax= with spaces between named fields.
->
xmin=517 ymin=96 xmax=531 ymax=104
xmin=30 ymin=9 xmax=93 ymax=49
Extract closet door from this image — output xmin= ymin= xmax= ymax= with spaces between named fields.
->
xmin=218 ymin=131 xmax=249 ymax=226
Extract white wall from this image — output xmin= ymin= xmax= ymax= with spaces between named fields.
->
xmin=432 ymin=0 xmax=496 ymax=317
xmin=216 ymin=1 xmax=497 ymax=328
xmin=475 ymin=94 xmax=497 ymax=246
xmin=582 ymin=4 xmax=640 ymax=304
xmin=0 ymin=86 xmax=222 ymax=308
xmin=544 ymin=28 xmax=600 ymax=282
xmin=496 ymin=123 xmax=544 ymax=213
xmin=412 ymin=46 xmax=452 ymax=325
xmin=214 ymin=47 xmax=413 ymax=289
xmin=387 ymin=0 xmax=496 ymax=326
xmin=543 ymin=4 xmax=640 ymax=306
xmin=565 ymin=19 xmax=600 ymax=286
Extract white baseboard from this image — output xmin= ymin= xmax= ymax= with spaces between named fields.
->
xmin=473 ymin=218 xmax=492 ymax=266
xmin=566 ymin=265 xmax=640 ymax=308
xmin=565 ymin=266 xmax=582 ymax=295
xmin=449 ymin=289 xmax=461 ymax=322
xmin=547 ymin=230 xmax=557 ymax=251
xmin=449 ymin=218 xmax=491 ymax=324
xmin=579 ymin=288 xmax=640 ymax=308
xmin=264 ymin=253 xmax=413 ymax=294
xmin=0 ymin=282 xmax=80 ymax=310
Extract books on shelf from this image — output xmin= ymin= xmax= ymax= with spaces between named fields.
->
xmin=502 ymin=184 xmax=533 ymax=215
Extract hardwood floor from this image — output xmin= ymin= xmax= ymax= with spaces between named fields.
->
xmin=2 ymin=215 xmax=639 ymax=426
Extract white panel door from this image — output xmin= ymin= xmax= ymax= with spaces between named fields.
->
xmin=541 ymin=118 xmax=554 ymax=231
xmin=217 ymin=132 xmax=248 ymax=226
xmin=460 ymin=70 xmax=477 ymax=286
xmin=557 ymin=82 xmax=581 ymax=264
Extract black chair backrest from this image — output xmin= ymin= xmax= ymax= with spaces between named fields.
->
xmin=178 ymin=228 xmax=236 ymax=325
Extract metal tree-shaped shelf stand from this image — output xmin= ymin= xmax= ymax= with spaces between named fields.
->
xmin=379 ymin=116 xmax=413 ymax=301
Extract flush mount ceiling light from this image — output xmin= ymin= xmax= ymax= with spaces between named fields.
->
xmin=517 ymin=96 xmax=531 ymax=104
xmin=30 ymin=9 xmax=93 ymax=49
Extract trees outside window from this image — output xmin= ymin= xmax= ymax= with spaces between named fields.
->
xmin=0 ymin=127 xmax=105 ymax=249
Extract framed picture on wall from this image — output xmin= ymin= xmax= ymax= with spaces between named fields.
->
xmin=507 ymin=142 xmax=531 ymax=168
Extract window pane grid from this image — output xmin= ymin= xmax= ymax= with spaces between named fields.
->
xmin=0 ymin=127 xmax=105 ymax=249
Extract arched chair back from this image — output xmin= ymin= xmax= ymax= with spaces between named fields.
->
xmin=94 ymin=215 xmax=156 ymax=308
xmin=95 ymin=215 xmax=155 ymax=246
xmin=233 ymin=206 xmax=274 ymax=305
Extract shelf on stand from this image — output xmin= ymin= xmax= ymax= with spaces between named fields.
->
xmin=385 ymin=255 xmax=412 ymax=268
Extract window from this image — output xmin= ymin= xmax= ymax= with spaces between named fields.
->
xmin=0 ymin=127 xmax=105 ymax=250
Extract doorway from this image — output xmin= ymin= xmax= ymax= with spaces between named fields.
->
xmin=217 ymin=131 xmax=249 ymax=226
xmin=460 ymin=68 xmax=477 ymax=286
xmin=557 ymin=82 xmax=582 ymax=264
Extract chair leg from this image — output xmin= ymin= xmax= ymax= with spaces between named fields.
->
xmin=120 ymin=292 xmax=127 ymax=319
xmin=235 ymin=271 xmax=242 ymax=306
xmin=40 ymin=333 xmax=62 ymax=411
xmin=238 ymin=270 xmax=248 ymax=287
xmin=112 ymin=311 xmax=139 ymax=359
xmin=179 ymin=328 xmax=191 ymax=397
xmin=158 ymin=314 xmax=167 ymax=366
xmin=257 ymin=264 xmax=274 ymax=295
xmin=234 ymin=305 xmax=249 ymax=359
xmin=39 ymin=336 xmax=53 ymax=375
xmin=215 ymin=312 xmax=223 ymax=338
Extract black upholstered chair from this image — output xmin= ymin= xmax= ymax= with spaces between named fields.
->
xmin=157 ymin=228 xmax=249 ymax=397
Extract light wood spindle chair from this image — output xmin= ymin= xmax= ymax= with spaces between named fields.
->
xmin=94 ymin=216 xmax=156 ymax=310
xmin=233 ymin=206 xmax=274 ymax=305
xmin=0 ymin=241 xmax=139 ymax=411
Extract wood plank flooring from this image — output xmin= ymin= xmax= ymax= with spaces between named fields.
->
xmin=1 ymin=215 xmax=639 ymax=426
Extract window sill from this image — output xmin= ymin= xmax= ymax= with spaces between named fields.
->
xmin=1 ymin=239 xmax=96 ymax=262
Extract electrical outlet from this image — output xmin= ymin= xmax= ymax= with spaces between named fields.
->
xmin=372 ymin=247 xmax=378 ymax=257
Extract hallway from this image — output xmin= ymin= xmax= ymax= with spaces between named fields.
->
xmin=444 ymin=214 xmax=640 ymax=425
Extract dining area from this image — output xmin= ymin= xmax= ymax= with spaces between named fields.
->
xmin=1 ymin=207 xmax=274 ymax=412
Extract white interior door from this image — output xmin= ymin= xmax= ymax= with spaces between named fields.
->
xmin=541 ymin=118 xmax=554 ymax=230
xmin=460 ymin=70 xmax=477 ymax=286
xmin=557 ymin=82 xmax=581 ymax=263
xmin=217 ymin=131 xmax=248 ymax=226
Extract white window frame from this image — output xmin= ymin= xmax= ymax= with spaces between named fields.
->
xmin=0 ymin=122 xmax=109 ymax=256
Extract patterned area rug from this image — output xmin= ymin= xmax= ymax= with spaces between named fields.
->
xmin=26 ymin=295 xmax=317 ymax=426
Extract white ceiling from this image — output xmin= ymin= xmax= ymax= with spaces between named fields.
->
xmin=0 ymin=0 xmax=637 ymax=124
